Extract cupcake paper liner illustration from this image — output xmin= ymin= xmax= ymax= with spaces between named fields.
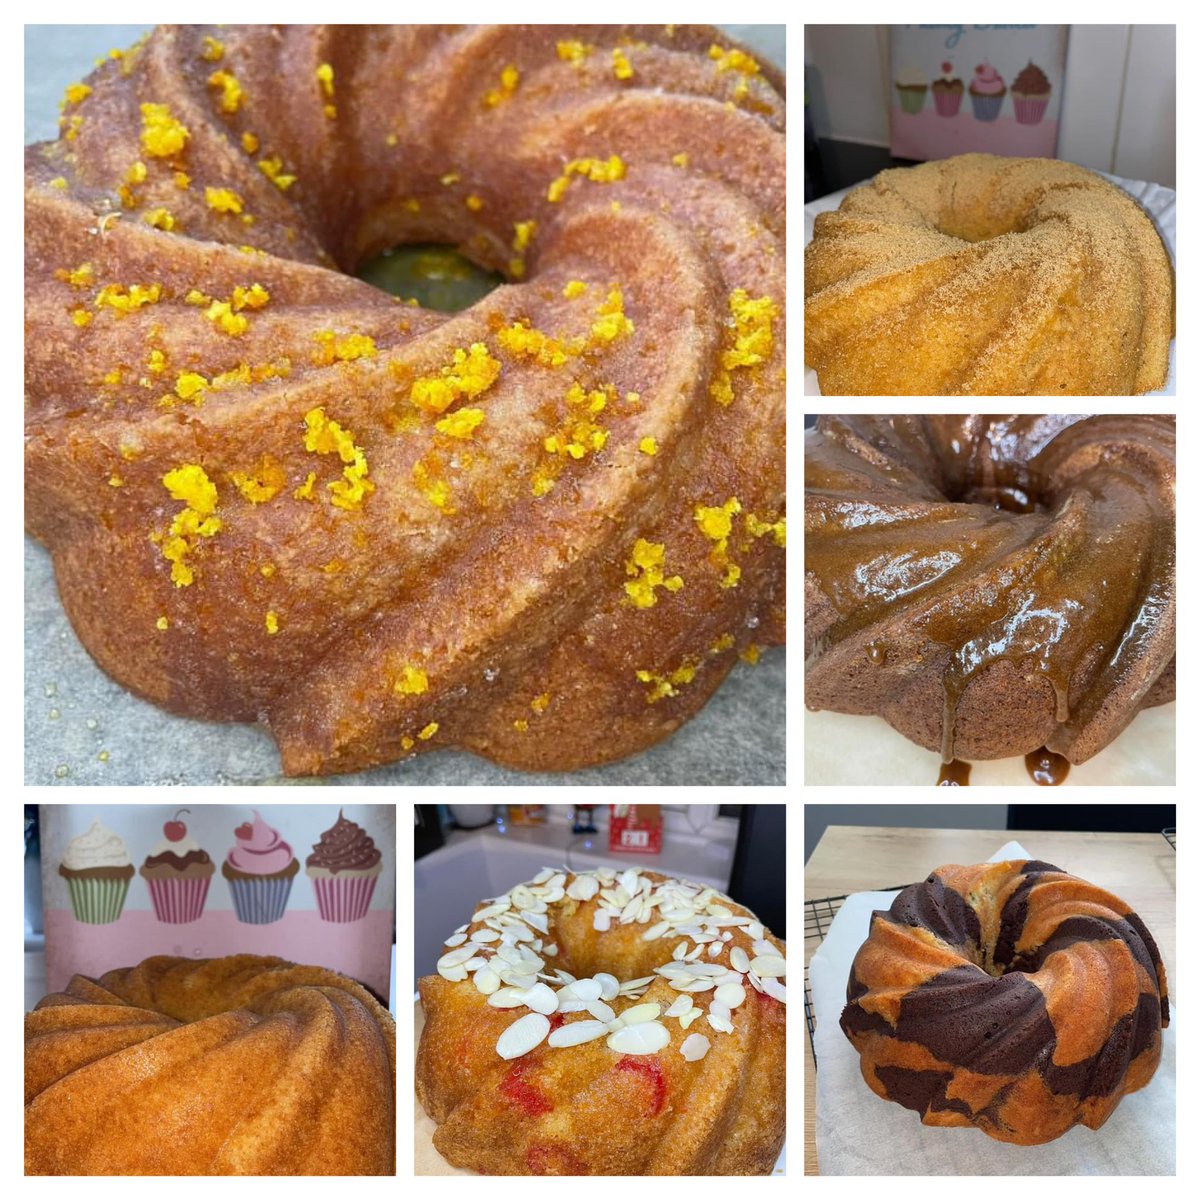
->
xmin=58 ymin=820 xmax=134 ymax=924
xmin=139 ymin=809 xmax=215 ymax=924
xmin=932 ymin=61 xmax=964 ymax=116
xmin=306 ymin=810 xmax=383 ymax=923
xmin=969 ymin=60 xmax=1006 ymax=121
xmin=894 ymin=65 xmax=928 ymax=114
xmin=222 ymin=810 xmax=300 ymax=924
xmin=1012 ymin=60 xmax=1052 ymax=125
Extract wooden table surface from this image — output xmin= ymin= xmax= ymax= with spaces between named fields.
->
xmin=803 ymin=825 xmax=1176 ymax=1175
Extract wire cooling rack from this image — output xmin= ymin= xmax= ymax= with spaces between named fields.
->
xmin=804 ymin=884 xmax=908 ymax=1066
xmin=1163 ymin=828 xmax=1176 ymax=850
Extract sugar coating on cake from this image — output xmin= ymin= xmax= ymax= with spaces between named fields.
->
xmin=804 ymin=152 xmax=1174 ymax=395
xmin=25 ymin=954 xmax=396 ymax=1174
xmin=805 ymin=414 xmax=1176 ymax=764
xmin=24 ymin=25 xmax=786 ymax=776
xmin=416 ymin=866 xmax=786 ymax=1174
xmin=841 ymin=860 xmax=1169 ymax=1145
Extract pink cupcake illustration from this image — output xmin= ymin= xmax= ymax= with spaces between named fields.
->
xmin=1012 ymin=60 xmax=1052 ymax=125
xmin=139 ymin=809 xmax=214 ymax=923
xmin=968 ymin=60 xmax=1006 ymax=121
xmin=58 ymin=820 xmax=134 ymax=924
xmin=932 ymin=61 xmax=964 ymax=117
xmin=306 ymin=810 xmax=383 ymax=923
xmin=222 ymin=810 xmax=299 ymax=924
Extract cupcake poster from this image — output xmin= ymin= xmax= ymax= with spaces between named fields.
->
xmin=38 ymin=805 xmax=396 ymax=999
xmin=889 ymin=25 xmax=1066 ymax=160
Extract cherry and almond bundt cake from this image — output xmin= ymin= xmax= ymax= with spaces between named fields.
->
xmin=805 ymin=153 xmax=1174 ymax=395
xmin=24 ymin=25 xmax=785 ymax=776
xmin=805 ymin=415 xmax=1176 ymax=765
xmin=26 ymin=954 xmax=396 ymax=1174
xmin=841 ymin=861 xmax=1169 ymax=1145
xmin=416 ymin=866 xmax=786 ymax=1174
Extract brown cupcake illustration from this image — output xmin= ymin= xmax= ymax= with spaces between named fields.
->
xmin=306 ymin=810 xmax=383 ymax=922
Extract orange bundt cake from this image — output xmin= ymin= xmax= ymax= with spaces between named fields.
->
xmin=416 ymin=866 xmax=786 ymax=1174
xmin=841 ymin=861 xmax=1170 ymax=1144
xmin=805 ymin=415 xmax=1176 ymax=765
xmin=26 ymin=954 xmax=396 ymax=1174
xmin=24 ymin=25 xmax=786 ymax=776
xmin=805 ymin=153 xmax=1174 ymax=395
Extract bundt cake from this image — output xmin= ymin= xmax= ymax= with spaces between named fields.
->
xmin=25 ymin=954 xmax=396 ymax=1174
xmin=841 ymin=860 xmax=1170 ymax=1145
xmin=805 ymin=415 xmax=1176 ymax=765
xmin=24 ymin=25 xmax=786 ymax=777
xmin=415 ymin=866 xmax=786 ymax=1174
xmin=805 ymin=153 xmax=1174 ymax=395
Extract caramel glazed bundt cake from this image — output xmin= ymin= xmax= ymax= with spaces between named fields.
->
xmin=841 ymin=861 xmax=1170 ymax=1145
xmin=804 ymin=153 xmax=1174 ymax=395
xmin=25 ymin=954 xmax=397 ymax=1174
xmin=416 ymin=866 xmax=787 ymax=1174
xmin=805 ymin=415 xmax=1176 ymax=766
xmin=24 ymin=26 xmax=786 ymax=776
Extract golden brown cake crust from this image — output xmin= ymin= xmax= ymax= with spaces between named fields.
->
xmin=416 ymin=867 xmax=786 ymax=1174
xmin=804 ymin=152 xmax=1174 ymax=395
xmin=25 ymin=953 xmax=397 ymax=1174
xmin=25 ymin=25 xmax=786 ymax=776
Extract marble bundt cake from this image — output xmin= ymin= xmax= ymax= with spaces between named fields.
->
xmin=841 ymin=860 xmax=1170 ymax=1144
xmin=24 ymin=25 xmax=786 ymax=776
xmin=25 ymin=954 xmax=396 ymax=1174
xmin=805 ymin=153 xmax=1174 ymax=395
xmin=805 ymin=415 xmax=1176 ymax=765
xmin=416 ymin=866 xmax=786 ymax=1174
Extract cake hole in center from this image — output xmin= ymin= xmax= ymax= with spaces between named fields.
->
xmin=957 ymin=484 xmax=1041 ymax=514
xmin=356 ymin=244 xmax=504 ymax=312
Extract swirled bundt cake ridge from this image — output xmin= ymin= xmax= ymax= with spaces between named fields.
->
xmin=841 ymin=860 xmax=1169 ymax=1145
xmin=805 ymin=414 xmax=1175 ymax=764
xmin=416 ymin=866 xmax=786 ymax=1174
xmin=804 ymin=152 xmax=1174 ymax=395
xmin=24 ymin=25 xmax=786 ymax=776
xmin=25 ymin=953 xmax=397 ymax=1174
